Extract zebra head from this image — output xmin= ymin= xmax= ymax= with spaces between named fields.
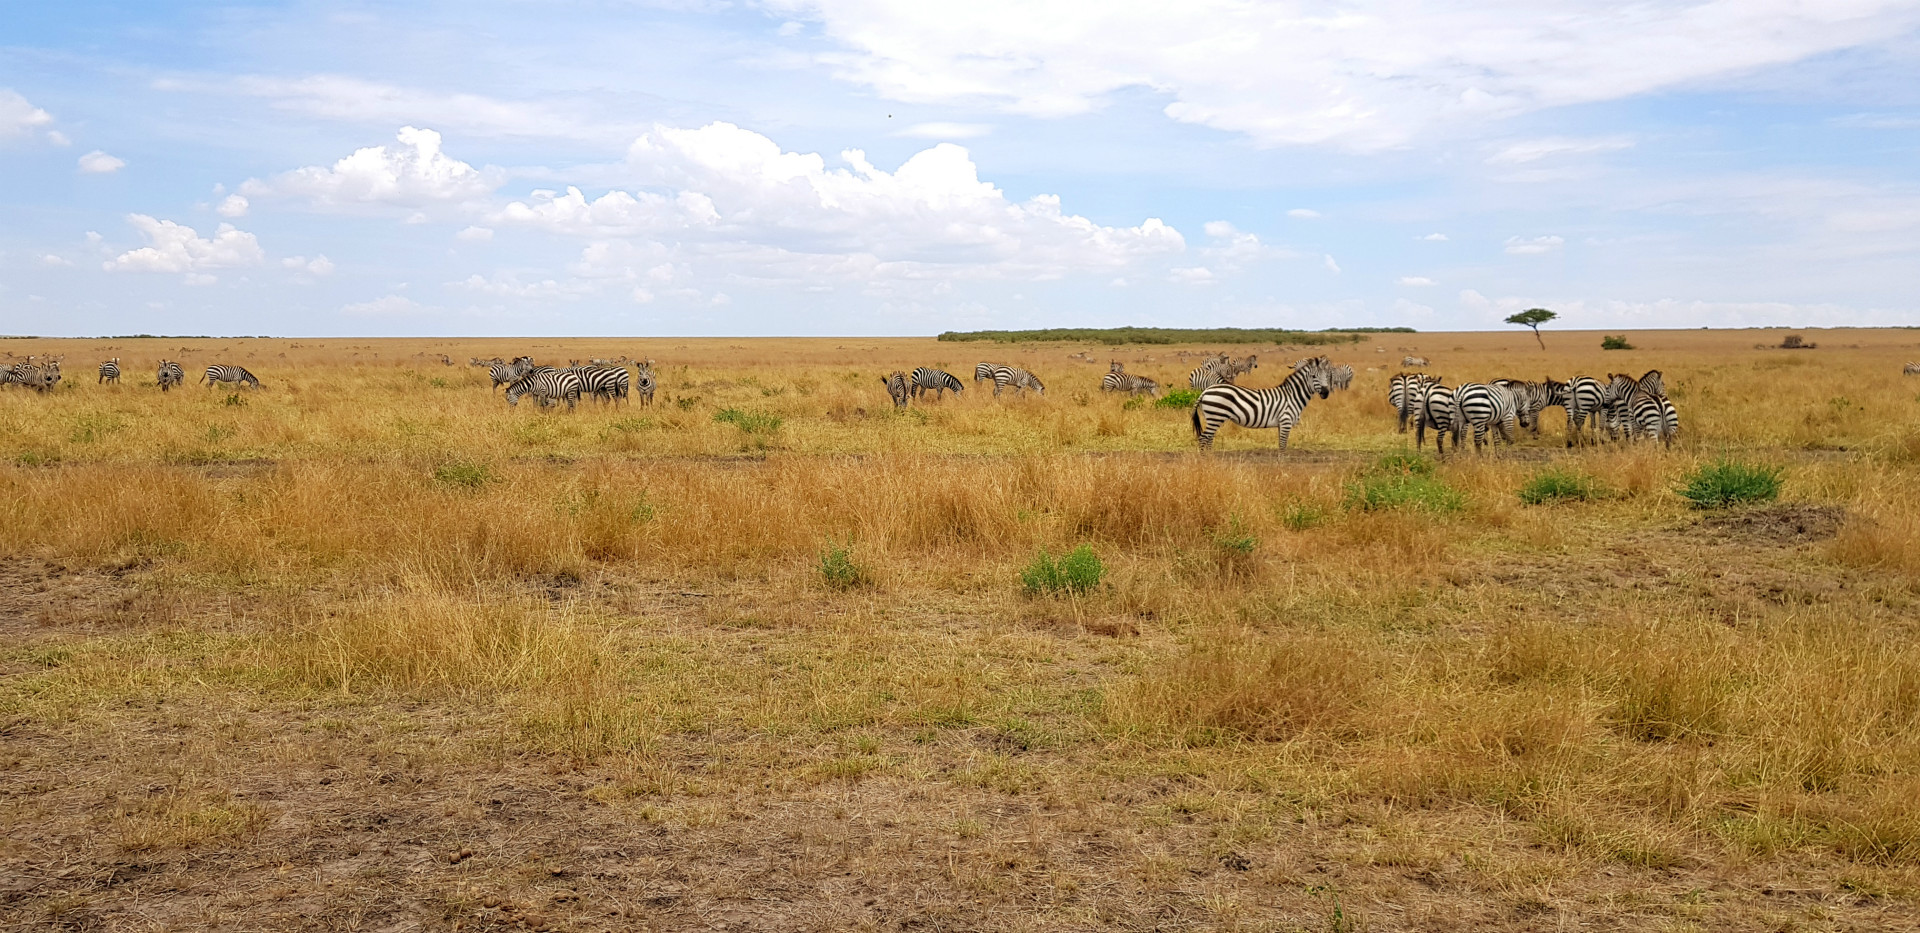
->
xmin=1109 ymin=361 xmax=1124 ymax=373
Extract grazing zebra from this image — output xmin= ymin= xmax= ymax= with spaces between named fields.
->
xmin=157 ymin=360 xmax=185 ymax=392
xmin=1414 ymin=381 xmax=1461 ymax=455
xmin=1328 ymin=364 xmax=1353 ymax=391
xmin=1603 ymin=373 xmax=1640 ymax=440
xmin=1493 ymin=378 xmax=1562 ymax=436
xmin=568 ymin=364 xmax=629 ymax=405
xmin=202 ymin=365 xmax=262 ymax=389
xmin=1454 ymin=382 xmax=1520 ymax=452
xmin=2 ymin=361 xmax=55 ymax=392
xmin=1563 ymin=376 xmax=1610 ymax=447
xmin=910 ymin=367 xmax=964 ymax=400
xmin=1187 ymin=353 xmax=1235 ymax=390
xmin=1190 ymin=357 xmax=1334 ymax=451
xmin=505 ymin=367 xmax=583 ymax=410
xmin=1906 ymin=362 xmax=1920 ymax=375
xmin=974 ymin=362 xmax=998 ymax=386
xmin=1403 ymin=355 xmax=1430 ymax=367
xmin=882 ymin=371 xmax=910 ymax=408
xmin=1389 ymin=373 xmax=1439 ymax=433
xmin=991 ymin=364 xmax=1044 ymax=396
xmin=98 ymin=358 xmax=121 ymax=385
xmin=487 ymin=356 xmax=533 ymax=391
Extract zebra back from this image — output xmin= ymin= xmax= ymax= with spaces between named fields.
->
xmin=910 ymin=367 xmax=963 ymax=398
xmin=974 ymin=362 xmax=997 ymax=384
xmin=1191 ymin=359 xmax=1333 ymax=450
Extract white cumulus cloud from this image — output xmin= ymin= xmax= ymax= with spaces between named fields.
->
xmin=281 ymin=255 xmax=335 ymax=277
xmin=771 ymin=1 xmax=1920 ymax=149
xmin=1 ymin=89 xmax=53 ymax=139
xmin=456 ymin=225 xmax=494 ymax=241
xmin=77 ymin=150 xmax=126 ymax=174
xmin=106 ymin=215 xmax=265 ymax=275
xmin=240 ymin=126 xmax=502 ymax=209
xmin=1504 ymin=234 xmax=1565 ymax=255
xmin=217 ymin=195 xmax=250 ymax=218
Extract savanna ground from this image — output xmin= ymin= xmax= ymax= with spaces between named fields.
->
xmin=4 ymin=328 xmax=1920 ymax=931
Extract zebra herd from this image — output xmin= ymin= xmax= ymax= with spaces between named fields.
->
xmin=1 ymin=356 xmax=254 ymax=394
xmin=878 ymin=364 xmax=1043 ymax=408
xmin=1392 ymin=369 xmax=1679 ymax=454
xmin=470 ymin=356 xmax=657 ymax=410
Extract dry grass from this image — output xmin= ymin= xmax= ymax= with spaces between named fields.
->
xmin=3 ymin=328 xmax=1920 ymax=930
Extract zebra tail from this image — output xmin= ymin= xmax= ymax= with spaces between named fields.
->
xmin=1190 ymin=400 xmax=1203 ymax=440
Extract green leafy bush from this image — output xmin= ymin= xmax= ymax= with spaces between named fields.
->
xmin=432 ymin=460 xmax=493 ymax=489
xmin=1021 ymin=544 xmax=1106 ymax=596
xmin=1343 ymin=453 xmax=1461 ymax=512
xmin=1678 ymin=459 xmax=1783 ymax=509
xmin=1601 ymin=335 xmax=1634 ymax=350
xmin=1519 ymin=468 xmax=1602 ymax=505
xmin=1154 ymin=388 xmax=1201 ymax=409
xmin=713 ymin=408 xmax=783 ymax=434
xmin=818 ymin=542 xmax=868 ymax=590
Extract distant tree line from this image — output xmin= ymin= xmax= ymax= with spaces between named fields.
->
xmin=936 ymin=326 xmax=1411 ymax=345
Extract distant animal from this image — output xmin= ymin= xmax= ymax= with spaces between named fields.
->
xmin=98 ymin=358 xmax=120 ymax=385
xmin=1191 ymin=357 xmax=1335 ymax=451
xmin=505 ymin=367 xmax=582 ymax=411
xmin=991 ymin=365 xmax=1044 ymax=396
xmin=157 ymin=361 xmax=185 ymax=392
xmin=1906 ymin=362 xmax=1920 ymax=375
xmin=439 ymin=354 xmax=454 ymax=366
xmin=1187 ymin=353 xmax=1235 ymax=390
xmin=1403 ymin=356 xmax=1430 ymax=367
xmin=882 ymin=371 xmax=910 ymax=408
xmin=1102 ymin=363 xmax=1157 ymax=396
xmin=910 ymin=367 xmax=964 ymax=400
xmin=202 ymin=365 xmax=262 ymax=389
xmin=1328 ymin=364 xmax=1353 ymax=391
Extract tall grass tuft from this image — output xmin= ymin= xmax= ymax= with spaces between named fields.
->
xmin=1109 ymin=631 xmax=1376 ymax=745
xmin=1020 ymin=544 xmax=1106 ymax=596
xmin=1344 ymin=453 xmax=1463 ymax=513
xmin=1518 ymin=467 xmax=1602 ymax=505
xmin=1678 ymin=458 xmax=1783 ymax=509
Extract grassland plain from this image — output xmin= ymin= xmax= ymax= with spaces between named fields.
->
xmin=2 ymin=328 xmax=1919 ymax=931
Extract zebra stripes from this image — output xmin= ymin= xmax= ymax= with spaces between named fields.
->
xmin=1403 ymin=355 xmax=1430 ymax=367
xmin=974 ymin=362 xmax=997 ymax=386
xmin=568 ymin=364 xmax=629 ymax=405
xmin=1454 ymin=382 xmax=1520 ymax=452
xmin=990 ymin=365 xmax=1044 ymax=396
xmin=633 ymin=359 xmax=657 ymax=405
xmin=1564 ymin=376 xmax=1609 ymax=447
xmin=1413 ymin=382 xmax=1460 ymax=455
xmin=1329 ymin=364 xmax=1353 ymax=391
xmin=1187 ymin=354 xmax=1234 ymax=390
xmin=910 ymin=367 xmax=964 ymax=399
xmin=1 ymin=359 xmax=60 ymax=392
xmin=1190 ymin=357 xmax=1333 ymax=451
xmin=1102 ymin=362 xmax=1158 ymax=396
xmin=488 ymin=356 xmax=534 ymax=391
xmin=158 ymin=361 xmax=184 ymax=392
xmin=98 ymin=359 xmax=121 ymax=385
xmin=505 ymin=367 xmax=583 ymax=410
xmin=202 ymin=365 xmax=262 ymax=389
xmin=1906 ymin=362 xmax=1920 ymax=376
xmin=882 ymin=371 xmax=910 ymax=408
xmin=1390 ymin=373 xmax=1439 ymax=434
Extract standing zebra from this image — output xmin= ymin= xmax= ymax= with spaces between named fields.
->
xmin=991 ymin=365 xmax=1044 ymax=396
xmin=202 ymin=365 xmax=262 ymax=389
xmin=1328 ymin=363 xmax=1353 ymax=391
xmin=633 ymin=360 xmax=657 ymax=405
xmin=1389 ymin=372 xmax=1439 ymax=434
xmin=1100 ymin=362 xmax=1128 ymax=392
xmin=882 ymin=371 xmax=910 ymax=408
xmin=569 ymin=364 xmax=629 ymax=405
xmin=910 ymin=367 xmax=964 ymax=400
xmin=1454 ymin=382 xmax=1520 ymax=452
xmin=98 ymin=358 xmax=121 ymax=385
xmin=1563 ymin=375 xmax=1610 ymax=447
xmin=974 ymin=362 xmax=999 ymax=386
xmin=1187 ymin=353 xmax=1235 ymax=390
xmin=1414 ymin=381 xmax=1461 ymax=456
xmin=1191 ymin=357 xmax=1334 ymax=451
xmin=487 ymin=356 xmax=534 ymax=391
xmin=505 ymin=367 xmax=583 ymax=410
xmin=157 ymin=360 xmax=185 ymax=392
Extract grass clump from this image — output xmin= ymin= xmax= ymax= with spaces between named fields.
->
xmin=1519 ymin=468 xmax=1602 ymax=505
xmin=1678 ymin=458 xmax=1783 ymax=509
xmin=432 ymin=460 xmax=494 ymax=489
xmin=1601 ymin=335 xmax=1634 ymax=350
xmin=1154 ymin=388 xmax=1201 ymax=409
xmin=1344 ymin=453 xmax=1462 ymax=513
xmin=818 ymin=541 xmax=869 ymax=591
xmin=713 ymin=407 xmax=783 ymax=434
xmin=1020 ymin=544 xmax=1106 ymax=596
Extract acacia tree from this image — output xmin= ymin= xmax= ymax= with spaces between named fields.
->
xmin=1506 ymin=308 xmax=1556 ymax=350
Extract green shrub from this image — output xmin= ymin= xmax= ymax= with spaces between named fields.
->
xmin=1280 ymin=502 xmax=1325 ymax=530
xmin=1343 ymin=454 xmax=1461 ymax=512
xmin=1021 ymin=544 xmax=1106 ymax=596
xmin=1519 ymin=468 xmax=1602 ymax=505
xmin=713 ymin=408 xmax=783 ymax=434
xmin=1154 ymin=388 xmax=1201 ymax=409
xmin=1601 ymin=335 xmax=1634 ymax=350
xmin=818 ymin=542 xmax=868 ymax=590
xmin=432 ymin=460 xmax=493 ymax=489
xmin=1678 ymin=459 xmax=1783 ymax=509
xmin=223 ymin=393 xmax=247 ymax=407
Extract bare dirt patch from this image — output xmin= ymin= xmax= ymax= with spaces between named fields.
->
xmin=1696 ymin=504 xmax=1848 ymax=544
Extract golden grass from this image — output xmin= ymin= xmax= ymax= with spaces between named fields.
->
xmin=4 ymin=328 xmax=1920 ymax=926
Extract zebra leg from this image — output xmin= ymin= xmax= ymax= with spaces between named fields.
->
xmin=1276 ymin=422 xmax=1293 ymax=451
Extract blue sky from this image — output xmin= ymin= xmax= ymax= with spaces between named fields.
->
xmin=4 ymin=0 xmax=1919 ymax=336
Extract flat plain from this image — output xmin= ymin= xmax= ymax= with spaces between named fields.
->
xmin=3 ymin=327 xmax=1920 ymax=931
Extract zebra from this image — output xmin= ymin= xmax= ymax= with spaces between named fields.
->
xmin=991 ymin=365 xmax=1044 ymax=396
xmin=505 ymin=367 xmax=583 ymax=411
xmin=1190 ymin=357 xmax=1334 ymax=451
xmin=1188 ymin=353 xmax=1235 ymax=390
xmin=1389 ymin=373 xmax=1439 ymax=434
xmin=633 ymin=360 xmax=657 ymax=405
xmin=202 ymin=365 xmax=262 ymax=389
xmin=1413 ymin=381 xmax=1461 ymax=456
xmin=98 ymin=358 xmax=121 ymax=385
xmin=157 ymin=360 xmax=185 ymax=392
xmin=1603 ymin=373 xmax=1641 ymax=440
xmin=1454 ymin=382 xmax=1520 ymax=452
xmin=974 ymin=362 xmax=998 ymax=386
xmin=882 ymin=371 xmax=910 ymax=408
xmin=569 ymin=364 xmax=629 ymax=405
xmin=2 ymin=361 xmax=53 ymax=392
xmin=1563 ymin=376 xmax=1610 ymax=447
xmin=1493 ymin=378 xmax=1560 ymax=436
xmin=487 ymin=356 xmax=533 ymax=391
xmin=910 ymin=367 xmax=964 ymax=400
xmin=1403 ymin=355 xmax=1430 ymax=367
xmin=1329 ymin=363 xmax=1353 ymax=391
xmin=1906 ymin=363 xmax=1920 ymax=375
xmin=1100 ymin=362 xmax=1128 ymax=392
xmin=1227 ymin=354 xmax=1259 ymax=381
